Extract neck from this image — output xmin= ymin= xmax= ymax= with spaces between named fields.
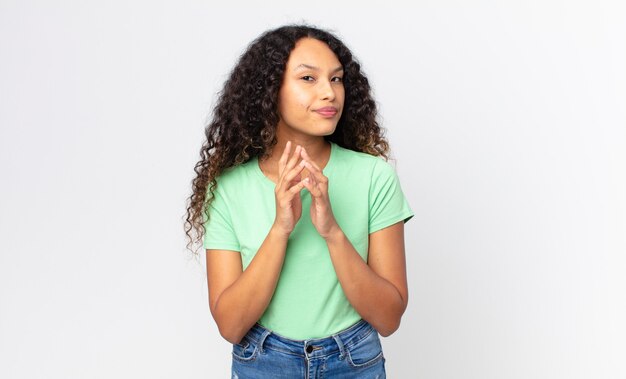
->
xmin=269 ymin=130 xmax=331 ymax=169
xmin=258 ymin=132 xmax=332 ymax=183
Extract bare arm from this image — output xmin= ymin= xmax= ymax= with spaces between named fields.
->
xmin=324 ymin=222 xmax=408 ymax=337
xmin=301 ymin=148 xmax=408 ymax=336
xmin=206 ymin=142 xmax=306 ymax=344
xmin=206 ymin=226 xmax=288 ymax=344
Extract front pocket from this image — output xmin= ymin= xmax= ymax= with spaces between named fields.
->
xmin=232 ymin=338 xmax=258 ymax=362
xmin=345 ymin=328 xmax=384 ymax=368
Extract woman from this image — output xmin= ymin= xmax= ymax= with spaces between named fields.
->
xmin=185 ymin=24 xmax=413 ymax=378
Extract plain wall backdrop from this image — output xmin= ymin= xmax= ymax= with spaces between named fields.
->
xmin=1 ymin=1 xmax=625 ymax=378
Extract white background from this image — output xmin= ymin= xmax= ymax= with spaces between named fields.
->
xmin=1 ymin=1 xmax=625 ymax=378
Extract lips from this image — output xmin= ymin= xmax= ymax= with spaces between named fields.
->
xmin=315 ymin=107 xmax=338 ymax=116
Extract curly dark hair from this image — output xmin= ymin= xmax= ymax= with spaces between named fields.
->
xmin=183 ymin=23 xmax=390 ymax=259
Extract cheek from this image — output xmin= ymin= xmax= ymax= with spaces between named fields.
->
xmin=290 ymin=89 xmax=309 ymax=109
xmin=278 ymin=84 xmax=312 ymax=118
xmin=289 ymin=95 xmax=311 ymax=116
xmin=280 ymin=89 xmax=306 ymax=109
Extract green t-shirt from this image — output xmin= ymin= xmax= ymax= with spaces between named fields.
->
xmin=204 ymin=142 xmax=413 ymax=339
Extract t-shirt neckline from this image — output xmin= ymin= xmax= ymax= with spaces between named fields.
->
xmin=254 ymin=141 xmax=336 ymax=187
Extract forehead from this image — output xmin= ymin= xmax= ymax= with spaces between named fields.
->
xmin=286 ymin=38 xmax=341 ymax=68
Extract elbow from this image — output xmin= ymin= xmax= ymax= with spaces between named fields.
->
xmin=377 ymin=318 xmax=401 ymax=337
xmin=375 ymin=305 xmax=405 ymax=337
xmin=211 ymin=299 xmax=247 ymax=344
xmin=378 ymin=292 xmax=408 ymax=337
xmin=212 ymin=308 xmax=246 ymax=344
xmin=217 ymin=322 xmax=246 ymax=345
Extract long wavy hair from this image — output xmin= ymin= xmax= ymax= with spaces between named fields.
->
xmin=184 ymin=24 xmax=390 ymax=259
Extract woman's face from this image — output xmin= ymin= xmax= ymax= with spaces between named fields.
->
xmin=276 ymin=37 xmax=345 ymax=138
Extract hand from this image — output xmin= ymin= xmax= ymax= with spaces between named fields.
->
xmin=300 ymin=147 xmax=340 ymax=239
xmin=272 ymin=141 xmax=307 ymax=236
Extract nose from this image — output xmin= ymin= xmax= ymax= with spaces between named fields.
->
xmin=319 ymin=79 xmax=336 ymax=101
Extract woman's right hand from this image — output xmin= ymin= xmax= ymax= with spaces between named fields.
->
xmin=272 ymin=141 xmax=307 ymax=236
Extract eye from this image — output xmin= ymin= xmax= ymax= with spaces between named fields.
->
xmin=332 ymin=76 xmax=344 ymax=83
xmin=301 ymin=75 xmax=315 ymax=82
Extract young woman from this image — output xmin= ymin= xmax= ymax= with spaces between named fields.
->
xmin=185 ymin=24 xmax=413 ymax=378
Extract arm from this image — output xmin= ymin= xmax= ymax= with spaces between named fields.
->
xmin=324 ymin=222 xmax=408 ymax=337
xmin=206 ymin=226 xmax=288 ymax=344
xmin=300 ymin=148 xmax=409 ymax=336
xmin=206 ymin=142 xmax=306 ymax=344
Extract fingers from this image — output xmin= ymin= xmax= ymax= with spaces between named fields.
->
xmin=300 ymin=147 xmax=321 ymax=171
xmin=276 ymin=144 xmax=330 ymax=198
xmin=279 ymin=144 xmax=303 ymax=185
xmin=287 ymin=177 xmax=308 ymax=195
xmin=300 ymin=148 xmax=328 ymax=189
xmin=278 ymin=141 xmax=292 ymax=177
xmin=282 ymin=160 xmax=306 ymax=186
xmin=302 ymin=174 xmax=323 ymax=198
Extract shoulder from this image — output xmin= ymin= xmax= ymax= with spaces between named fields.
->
xmin=331 ymin=142 xmax=396 ymax=176
xmin=332 ymin=142 xmax=383 ymax=165
xmin=215 ymin=159 xmax=256 ymax=184
xmin=209 ymin=159 xmax=259 ymax=198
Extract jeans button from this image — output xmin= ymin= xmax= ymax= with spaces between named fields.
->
xmin=306 ymin=345 xmax=314 ymax=354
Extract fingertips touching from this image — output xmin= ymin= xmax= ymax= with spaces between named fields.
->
xmin=301 ymin=176 xmax=313 ymax=193
xmin=283 ymin=159 xmax=306 ymax=184
xmin=288 ymin=178 xmax=307 ymax=194
xmin=301 ymin=148 xmax=321 ymax=171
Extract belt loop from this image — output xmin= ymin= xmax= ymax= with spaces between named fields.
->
xmin=257 ymin=328 xmax=272 ymax=354
xmin=332 ymin=333 xmax=346 ymax=360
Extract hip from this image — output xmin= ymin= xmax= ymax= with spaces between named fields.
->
xmin=231 ymin=319 xmax=386 ymax=378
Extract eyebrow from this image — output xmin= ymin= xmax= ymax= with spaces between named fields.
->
xmin=293 ymin=64 xmax=344 ymax=73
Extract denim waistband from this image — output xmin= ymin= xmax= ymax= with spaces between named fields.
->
xmin=242 ymin=319 xmax=375 ymax=359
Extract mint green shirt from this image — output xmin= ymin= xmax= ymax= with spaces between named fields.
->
xmin=204 ymin=142 xmax=413 ymax=340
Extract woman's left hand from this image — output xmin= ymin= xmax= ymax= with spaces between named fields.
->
xmin=301 ymin=147 xmax=340 ymax=240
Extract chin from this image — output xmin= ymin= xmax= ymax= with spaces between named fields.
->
xmin=323 ymin=128 xmax=337 ymax=136
xmin=285 ymin=120 xmax=338 ymax=137
xmin=315 ymin=127 xmax=337 ymax=137
xmin=312 ymin=122 xmax=338 ymax=136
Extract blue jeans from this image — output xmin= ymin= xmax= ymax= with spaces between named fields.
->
xmin=231 ymin=319 xmax=386 ymax=378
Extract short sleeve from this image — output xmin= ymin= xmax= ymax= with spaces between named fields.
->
xmin=203 ymin=182 xmax=241 ymax=251
xmin=368 ymin=159 xmax=414 ymax=234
